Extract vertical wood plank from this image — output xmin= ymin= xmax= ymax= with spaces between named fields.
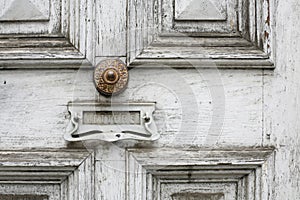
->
xmin=86 ymin=0 xmax=95 ymax=64
xmin=256 ymin=0 xmax=264 ymax=49
xmin=262 ymin=0 xmax=271 ymax=55
xmin=239 ymin=0 xmax=250 ymax=40
xmin=255 ymin=166 xmax=262 ymax=200
xmin=69 ymin=0 xmax=75 ymax=45
xmin=61 ymin=153 xmax=94 ymax=200
xmin=95 ymin=144 xmax=126 ymax=200
xmin=136 ymin=0 xmax=144 ymax=60
xmin=249 ymin=0 xmax=257 ymax=43
xmin=48 ymin=0 xmax=61 ymax=34
xmin=263 ymin=1 xmax=300 ymax=199
xmin=128 ymin=0 xmax=137 ymax=63
xmin=74 ymin=0 xmax=80 ymax=49
xmin=96 ymin=0 xmax=127 ymax=57
xmin=147 ymin=0 xmax=155 ymax=45
xmin=79 ymin=0 xmax=87 ymax=56
xmin=61 ymin=0 xmax=69 ymax=37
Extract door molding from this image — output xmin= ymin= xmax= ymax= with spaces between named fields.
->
xmin=0 ymin=0 xmax=94 ymax=69
xmin=127 ymin=0 xmax=275 ymax=69
xmin=0 ymin=149 xmax=94 ymax=199
xmin=126 ymin=147 xmax=275 ymax=200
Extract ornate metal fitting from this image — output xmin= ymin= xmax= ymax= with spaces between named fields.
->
xmin=94 ymin=59 xmax=129 ymax=96
xmin=64 ymin=102 xmax=160 ymax=142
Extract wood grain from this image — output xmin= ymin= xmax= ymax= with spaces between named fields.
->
xmin=0 ymin=0 xmax=299 ymax=199
xmin=125 ymin=147 xmax=274 ymax=200
xmin=96 ymin=0 xmax=127 ymax=57
xmin=263 ymin=0 xmax=300 ymax=199
xmin=0 ymin=69 xmax=264 ymax=149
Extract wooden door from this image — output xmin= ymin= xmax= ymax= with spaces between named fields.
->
xmin=0 ymin=0 xmax=300 ymax=200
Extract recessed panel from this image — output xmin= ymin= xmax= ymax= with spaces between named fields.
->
xmin=0 ymin=194 xmax=48 ymax=200
xmin=175 ymin=0 xmax=227 ymax=21
xmin=172 ymin=192 xmax=224 ymax=200
xmin=162 ymin=0 xmax=238 ymax=34
xmin=0 ymin=0 xmax=60 ymax=34
xmin=0 ymin=184 xmax=60 ymax=200
xmin=0 ymin=0 xmax=50 ymax=21
xmin=160 ymin=182 xmax=236 ymax=200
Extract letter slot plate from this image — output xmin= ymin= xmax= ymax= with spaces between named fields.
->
xmin=64 ymin=102 xmax=159 ymax=142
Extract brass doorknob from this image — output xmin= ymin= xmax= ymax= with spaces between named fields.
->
xmin=94 ymin=59 xmax=129 ymax=96
xmin=103 ymin=68 xmax=119 ymax=84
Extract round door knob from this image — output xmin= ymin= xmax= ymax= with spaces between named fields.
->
xmin=94 ymin=59 xmax=129 ymax=96
xmin=103 ymin=68 xmax=119 ymax=84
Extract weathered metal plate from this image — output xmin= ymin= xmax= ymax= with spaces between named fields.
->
xmin=82 ymin=111 xmax=141 ymax=125
xmin=64 ymin=102 xmax=159 ymax=142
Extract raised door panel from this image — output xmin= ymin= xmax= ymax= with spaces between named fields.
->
xmin=0 ymin=0 xmax=94 ymax=68
xmin=0 ymin=195 xmax=48 ymax=200
xmin=0 ymin=0 xmax=275 ymax=69
xmin=164 ymin=0 xmax=236 ymax=33
xmin=127 ymin=0 xmax=274 ymax=68
xmin=126 ymin=148 xmax=275 ymax=200
xmin=174 ymin=0 xmax=228 ymax=21
xmin=0 ymin=184 xmax=60 ymax=200
xmin=0 ymin=0 xmax=58 ymax=34
xmin=0 ymin=150 xmax=94 ymax=200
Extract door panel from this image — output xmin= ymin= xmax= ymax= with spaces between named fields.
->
xmin=0 ymin=0 xmax=59 ymax=34
xmin=125 ymin=148 xmax=274 ymax=200
xmin=1 ymin=0 xmax=300 ymax=199
xmin=0 ymin=195 xmax=48 ymax=200
xmin=0 ymin=0 xmax=274 ymax=69
xmin=126 ymin=0 xmax=274 ymax=68
xmin=0 ymin=0 xmax=93 ymax=68
xmin=0 ymin=184 xmax=60 ymax=200
xmin=0 ymin=150 xmax=94 ymax=200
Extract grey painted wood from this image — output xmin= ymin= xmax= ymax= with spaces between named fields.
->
xmin=0 ymin=69 xmax=265 ymax=149
xmin=0 ymin=0 xmax=94 ymax=68
xmin=0 ymin=0 xmax=274 ymax=69
xmin=0 ymin=184 xmax=60 ymax=200
xmin=96 ymin=0 xmax=127 ymax=57
xmin=174 ymin=0 xmax=228 ymax=21
xmin=0 ymin=0 xmax=60 ymax=34
xmin=0 ymin=150 xmax=94 ymax=200
xmin=0 ymin=0 xmax=50 ymax=21
xmin=125 ymin=148 xmax=274 ymax=200
xmin=263 ymin=0 xmax=300 ymax=199
xmin=126 ymin=0 xmax=273 ymax=68
xmin=0 ymin=0 xmax=300 ymax=199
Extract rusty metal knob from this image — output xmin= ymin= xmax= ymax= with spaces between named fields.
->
xmin=103 ymin=68 xmax=119 ymax=84
xmin=94 ymin=59 xmax=129 ymax=96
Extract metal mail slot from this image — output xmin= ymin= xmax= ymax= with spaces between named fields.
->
xmin=64 ymin=102 xmax=159 ymax=142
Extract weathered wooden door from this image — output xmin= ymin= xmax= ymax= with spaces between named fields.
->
xmin=1 ymin=0 xmax=300 ymax=199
